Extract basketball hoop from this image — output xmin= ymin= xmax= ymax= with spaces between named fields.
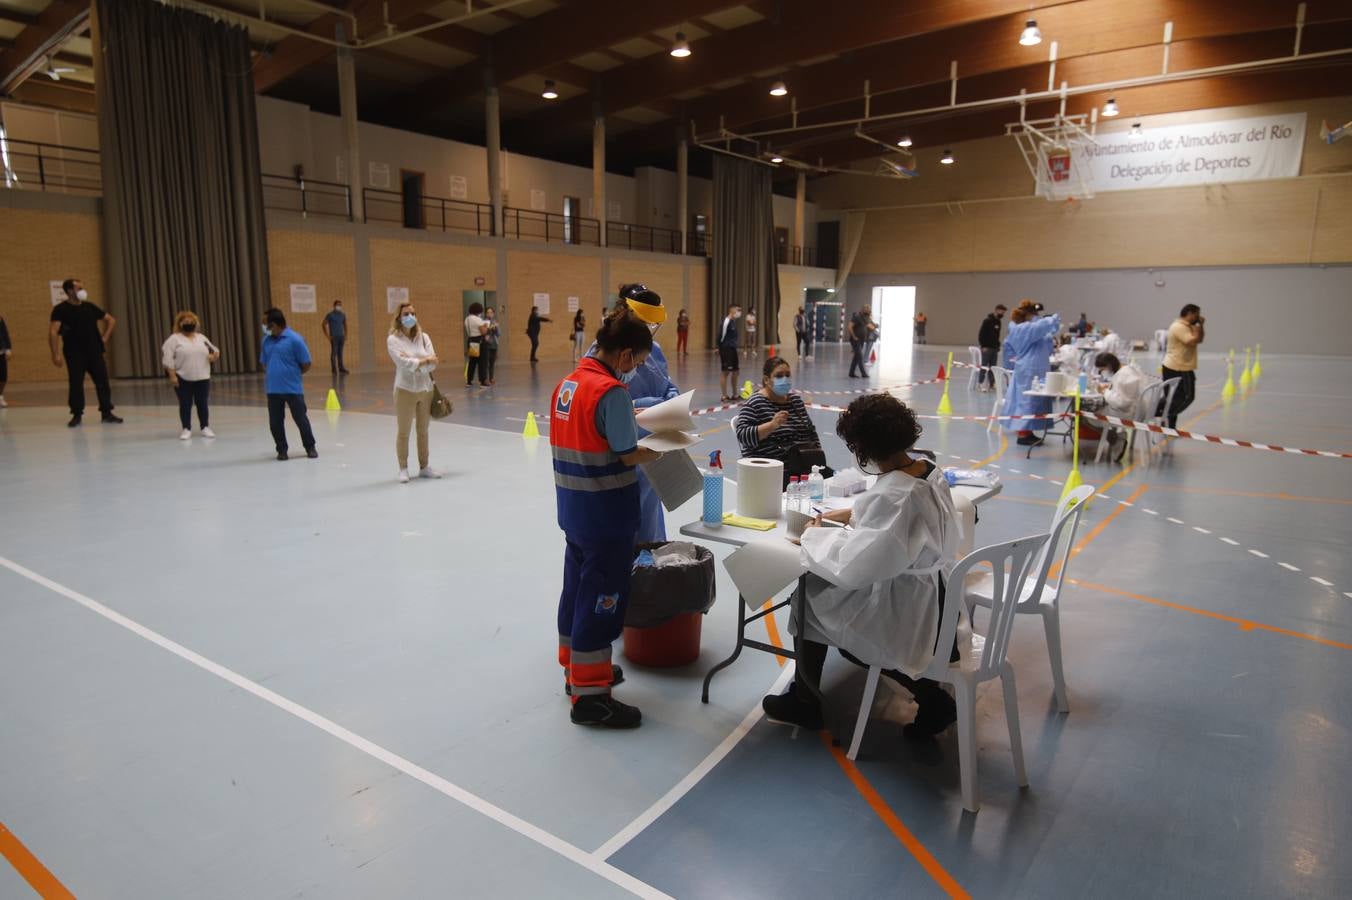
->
xmin=1006 ymin=112 xmax=1098 ymax=202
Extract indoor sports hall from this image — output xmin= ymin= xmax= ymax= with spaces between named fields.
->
xmin=2 ymin=2 xmax=1351 ymax=898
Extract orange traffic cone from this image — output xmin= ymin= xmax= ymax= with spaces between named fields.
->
xmin=936 ymin=363 xmax=946 ymax=380
xmin=768 ymin=344 xmax=776 ymax=357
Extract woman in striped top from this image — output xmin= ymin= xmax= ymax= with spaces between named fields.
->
xmin=735 ymin=356 xmax=825 ymax=488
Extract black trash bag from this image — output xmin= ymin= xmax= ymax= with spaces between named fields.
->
xmin=625 ymin=541 xmax=717 ymax=629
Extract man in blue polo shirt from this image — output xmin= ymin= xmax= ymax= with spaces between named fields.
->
xmin=259 ymin=308 xmax=318 ymax=460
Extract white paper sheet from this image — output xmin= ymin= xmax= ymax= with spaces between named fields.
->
xmin=724 ymin=540 xmax=804 ymax=611
xmin=635 ymin=390 xmax=696 ymax=433
xmin=638 ymin=431 xmax=702 ymax=452
xmin=640 ymin=451 xmax=702 ymax=511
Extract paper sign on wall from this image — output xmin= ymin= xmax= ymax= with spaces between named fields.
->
xmin=530 ymin=188 xmax=546 ymax=211
xmin=289 ymin=284 xmax=317 ymax=313
xmin=449 ymin=175 xmax=468 ymax=200
xmin=533 ymin=292 xmax=550 ymax=315
xmin=50 ymin=281 xmax=66 ymax=306
xmin=386 ymin=286 xmax=409 ymax=314
xmin=607 ymin=200 xmax=621 ymax=221
xmin=566 ymin=296 xmax=579 ymax=313
xmin=369 ymin=161 xmax=390 ymax=189
xmin=335 ymin=155 xmax=346 ymax=183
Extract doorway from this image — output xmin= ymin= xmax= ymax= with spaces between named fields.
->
xmin=401 ymin=170 xmax=425 ymax=229
xmin=870 ymin=285 xmax=916 ymax=370
xmin=775 ymin=226 xmax=789 ymax=264
xmin=462 ymin=290 xmax=500 ymax=354
xmin=563 ymin=195 xmax=581 ymax=244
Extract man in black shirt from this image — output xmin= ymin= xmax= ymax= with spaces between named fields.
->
xmin=848 ymin=305 xmax=875 ymax=378
xmin=717 ymin=304 xmax=742 ymax=402
xmin=977 ymin=304 xmax=1007 ymax=391
xmin=49 ymin=278 xmax=121 ymax=427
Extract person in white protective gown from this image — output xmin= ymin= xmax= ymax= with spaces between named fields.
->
xmin=761 ymin=393 xmax=965 ymax=738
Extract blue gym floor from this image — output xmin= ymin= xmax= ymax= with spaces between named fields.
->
xmin=2 ymin=342 xmax=1350 ymax=899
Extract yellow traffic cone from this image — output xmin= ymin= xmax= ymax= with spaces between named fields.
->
xmin=1238 ymin=347 xmax=1252 ymax=392
xmin=325 ymin=388 xmax=341 ymax=411
xmin=936 ymin=351 xmax=954 ymax=416
xmin=1221 ymin=350 xmax=1236 ymax=401
xmin=1060 ymin=394 xmax=1085 ymax=505
xmin=740 ymin=379 xmax=755 ymax=400
xmin=522 ymin=411 xmax=540 ymax=438
xmin=1252 ymin=344 xmax=1263 ymax=380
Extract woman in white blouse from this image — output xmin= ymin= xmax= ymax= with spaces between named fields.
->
xmin=161 ymin=310 xmax=220 ymax=440
xmin=387 ymin=302 xmax=442 ymax=483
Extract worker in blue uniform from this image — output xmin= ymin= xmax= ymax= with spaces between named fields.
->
xmin=586 ymin=283 xmax=679 ymax=543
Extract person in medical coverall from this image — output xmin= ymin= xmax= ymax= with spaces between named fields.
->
xmin=552 ymin=313 xmax=661 ymax=728
xmin=762 ymin=393 xmax=964 ymax=738
xmin=586 ymin=283 xmax=679 ymax=543
xmin=1002 ymin=299 xmax=1062 ymax=446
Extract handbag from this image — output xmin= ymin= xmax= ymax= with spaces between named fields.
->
xmin=784 ymin=442 xmax=832 ymax=482
xmin=467 ymin=338 xmax=481 ymax=358
xmin=429 ymin=377 xmax=452 ymax=418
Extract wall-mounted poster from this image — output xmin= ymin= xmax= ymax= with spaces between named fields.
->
xmin=386 ymin=286 xmax=409 ymax=313
xmin=369 ymin=161 xmax=390 ymax=189
xmin=533 ymin=292 xmax=550 ymax=315
xmin=335 ymin=155 xmax=346 ymax=183
xmin=566 ymin=296 xmax=580 ymax=313
xmin=49 ymin=281 xmax=66 ymax=306
xmin=530 ymin=188 xmax=546 ymax=211
xmin=449 ymin=175 xmax=468 ymax=200
xmin=607 ymin=199 xmax=621 ymax=221
xmin=289 ymin=284 xmax=317 ymax=313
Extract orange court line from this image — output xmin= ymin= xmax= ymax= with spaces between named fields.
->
xmin=1060 ymin=483 xmax=1151 ymax=575
xmin=821 ymin=733 xmax=972 ymax=900
xmin=0 ymin=822 xmax=75 ymax=900
xmin=1069 ymin=579 xmax=1352 ymax=653
xmin=760 ymin=599 xmax=788 ymax=667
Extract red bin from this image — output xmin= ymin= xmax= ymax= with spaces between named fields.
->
xmin=624 ymin=613 xmax=704 ymax=668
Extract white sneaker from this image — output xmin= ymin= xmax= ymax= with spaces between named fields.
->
xmin=202 ymin=427 xmax=216 ymax=438
xmin=0 ymin=395 xmax=7 ymax=407
xmin=179 ymin=429 xmax=191 ymax=440
xmin=418 ymin=467 xmax=442 ymax=479
xmin=398 ymin=469 xmax=410 ymax=483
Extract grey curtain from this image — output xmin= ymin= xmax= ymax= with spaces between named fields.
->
xmin=711 ymin=155 xmax=781 ymax=349
xmin=92 ymin=0 xmax=270 ymax=376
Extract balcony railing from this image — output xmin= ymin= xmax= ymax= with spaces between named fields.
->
xmin=502 ymin=206 xmax=602 ymax=245
xmin=778 ymin=244 xmax=826 ymax=267
xmin=0 ymin=139 xmax=101 ymax=195
xmin=364 ymin=187 xmax=494 ymax=235
xmin=262 ymin=174 xmax=353 ymax=220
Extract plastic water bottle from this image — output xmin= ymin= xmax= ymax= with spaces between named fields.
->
xmin=786 ymin=476 xmax=802 ymax=514
xmin=808 ymin=465 xmax=825 ymax=503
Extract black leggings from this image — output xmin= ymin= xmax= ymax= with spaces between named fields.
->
xmin=1158 ymin=367 xmax=1196 ymax=429
xmin=176 ymin=378 xmax=210 ymax=429
xmin=485 ymin=347 xmax=498 ymax=382
xmin=466 ymin=340 xmax=487 ymax=385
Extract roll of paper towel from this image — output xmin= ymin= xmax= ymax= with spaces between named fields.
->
xmin=737 ymin=457 xmax=784 ymax=519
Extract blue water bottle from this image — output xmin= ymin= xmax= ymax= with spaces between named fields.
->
xmin=703 ymin=450 xmax=724 ymax=527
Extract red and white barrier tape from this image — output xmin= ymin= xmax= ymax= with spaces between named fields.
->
xmin=1080 ymin=411 xmax=1352 ymax=459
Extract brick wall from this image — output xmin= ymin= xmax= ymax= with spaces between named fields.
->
xmin=505 ymin=250 xmax=602 ymax=365
xmin=265 ymin=230 xmax=359 ymax=372
xmin=0 ymin=205 xmax=105 ymax=384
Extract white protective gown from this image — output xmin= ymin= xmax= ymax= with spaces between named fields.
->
xmin=793 ymin=466 xmax=963 ymax=677
xmin=1103 ymin=363 xmax=1146 ymax=417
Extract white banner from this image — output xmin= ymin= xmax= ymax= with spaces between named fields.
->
xmin=289 ymin=284 xmax=316 ymax=313
xmin=386 ymin=286 xmax=409 ymax=314
xmin=1076 ymin=113 xmax=1306 ymax=194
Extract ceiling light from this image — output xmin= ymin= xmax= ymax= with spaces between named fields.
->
xmin=542 ymin=79 xmax=558 ymax=100
xmin=897 ymin=135 xmax=912 ymax=148
xmin=940 ymin=149 xmax=954 ymax=165
xmin=770 ymin=154 xmax=784 ymax=164
xmin=1019 ymin=19 xmax=1042 ymax=46
xmin=769 ymin=80 xmax=788 ymax=97
xmin=1130 ymin=122 xmax=1143 ymax=135
xmin=670 ymin=32 xmax=691 ymax=58
xmin=1102 ymin=97 xmax=1120 ymax=117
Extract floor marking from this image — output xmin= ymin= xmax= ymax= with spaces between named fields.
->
xmin=0 ymin=556 xmax=670 ymax=900
xmin=822 ymin=733 xmax=971 ymax=899
xmin=1069 ymin=579 xmax=1352 ymax=653
xmin=596 ymin=665 xmax=796 ymax=861
xmin=1192 ymin=527 xmax=1212 ymax=534
xmin=1248 ymin=549 xmax=1270 ymax=559
xmin=1311 ymin=577 xmax=1334 ymax=587
xmin=1278 ymin=563 xmax=1301 ymax=572
xmin=1151 ymin=486 xmax=1352 ymax=506
xmin=0 ymin=821 xmax=74 ymax=900
xmin=1008 ymin=468 xmax=1022 ymax=474
xmin=1116 ymin=501 xmax=1134 ymax=507
xmin=1167 ymin=517 xmax=1185 ymax=525
xmin=1345 ymin=593 xmax=1352 ymax=600
xmin=1142 ymin=509 xmax=1159 ymax=516
xmin=761 ymin=599 xmax=789 ymax=666
xmin=1221 ymin=538 xmax=1240 ymax=546
xmin=1058 ymin=484 xmax=1150 ymax=577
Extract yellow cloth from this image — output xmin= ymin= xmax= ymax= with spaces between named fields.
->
xmin=723 ymin=512 xmax=777 ymax=531
xmin=1163 ymin=319 xmax=1198 ymax=371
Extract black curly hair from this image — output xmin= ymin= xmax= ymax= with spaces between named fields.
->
xmin=835 ymin=393 xmax=923 ymax=469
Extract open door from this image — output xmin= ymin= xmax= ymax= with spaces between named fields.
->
xmin=401 ymin=170 xmax=425 ymax=229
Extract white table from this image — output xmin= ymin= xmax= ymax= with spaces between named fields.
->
xmin=1020 ymin=388 xmax=1082 ymax=457
xmin=680 ymin=482 xmax=1002 ymax=702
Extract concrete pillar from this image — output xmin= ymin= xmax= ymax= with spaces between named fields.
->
xmin=593 ymin=110 xmax=606 ymax=247
xmin=485 ymin=70 xmax=503 ymax=237
xmin=677 ymin=138 xmax=689 ymax=255
xmin=336 ymin=24 xmax=363 ymax=222
xmin=794 ymin=170 xmax=806 ymax=264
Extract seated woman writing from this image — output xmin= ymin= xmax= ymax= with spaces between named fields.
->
xmin=734 ymin=356 xmax=831 ymax=489
xmin=762 ymin=394 xmax=962 ymax=738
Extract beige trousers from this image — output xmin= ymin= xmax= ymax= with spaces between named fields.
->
xmin=394 ymin=387 xmax=433 ymax=470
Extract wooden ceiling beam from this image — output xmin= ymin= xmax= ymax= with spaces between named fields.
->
xmin=0 ymin=0 xmax=90 ymax=95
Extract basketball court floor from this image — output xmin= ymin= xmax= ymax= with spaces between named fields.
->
xmin=2 ymin=342 xmax=1350 ymax=898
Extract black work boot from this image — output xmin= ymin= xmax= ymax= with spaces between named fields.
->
xmin=570 ymin=695 xmax=641 ymax=729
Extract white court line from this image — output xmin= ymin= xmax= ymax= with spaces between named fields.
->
xmin=595 ymin=664 xmax=796 ymax=861
xmin=1008 ymin=468 xmax=1022 ymax=474
xmin=1142 ymin=509 xmax=1159 ymax=516
xmin=1311 ymin=577 xmax=1334 ymax=587
xmin=1345 ymin=593 xmax=1352 ymax=600
xmin=1167 ymin=517 xmax=1185 ymax=525
xmin=1278 ymin=563 xmax=1301 ymax=572
xmin=1117 ymin=501 xmax=1134 ymax=507
xmin=1220 ymin=538 xmax=1240 ymax=546
xmin=1193 ymin=527 xmax=1212 ymax=535
xmin=1249 ymin=549 xmax=1270 ymax=559
xmin=0 ymin=556 xmax=671 ymax=900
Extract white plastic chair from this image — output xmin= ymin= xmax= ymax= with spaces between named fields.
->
xmin=1154 ymin=329 xmax=1169 ymax=353
xmin=1137 ymin=376 xmax=1181 ymax=463
xmin=987 ymin=367 xmax=1012 ymax=433
xmin=967 ymin=346 xmax=983 ymax=391
xmin=964 ymin=485 xmax=1093 ymax=714
xmin=847 ymin=532 xmax=1050 ymax=813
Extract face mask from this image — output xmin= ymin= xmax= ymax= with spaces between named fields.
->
xmin=401 ymin=314 xmax=417 ymax=328
xmin=772 ymin=376 xmax=792 ymax=395
xmin=75 ymin=289 xmax=88 ymax=302
xmin=618 ymin=366 xmax=638 ymax=385
xmin=182 ymin=322 xmax=196 ymax=333
xmin=263 ymin=324 xmax=272 ymax=337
